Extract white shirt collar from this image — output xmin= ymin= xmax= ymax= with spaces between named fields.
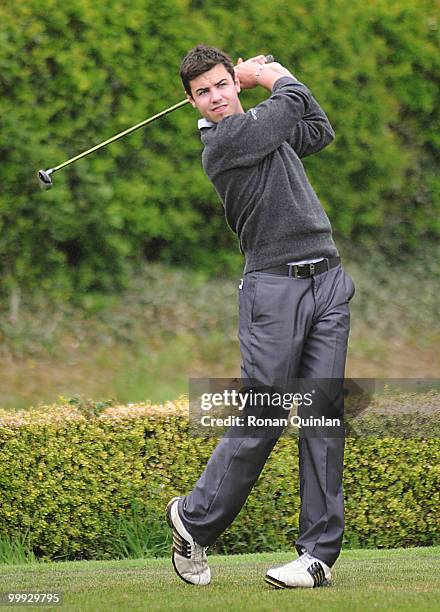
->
xmin=198 ymin=118 xmax=216 ymax=130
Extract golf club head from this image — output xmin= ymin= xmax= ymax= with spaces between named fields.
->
xmin=38 ymin=169 xmax=53 ymax=190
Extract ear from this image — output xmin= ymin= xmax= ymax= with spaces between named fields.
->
xmin=186 ymin=92 xmax=196 ymax=108
xmin=234 ymin=74 xmax=241 ymax=95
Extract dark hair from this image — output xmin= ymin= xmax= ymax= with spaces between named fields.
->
xmin=180 ymin=44 xmax=235 ymax=97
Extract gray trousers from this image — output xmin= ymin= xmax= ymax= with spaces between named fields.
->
xmin=179 ymin=263 xmax=355 ymax=567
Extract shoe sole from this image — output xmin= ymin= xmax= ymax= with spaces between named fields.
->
xmin=166 ymin=497 xmax=200 ymax=587
xmin=166 ymin=496 xmax=180 ymax=529
xmin=264 ymin=575 xmax=286 ymax=589
xmin=265 ymin=575 xmax=331 ymax=589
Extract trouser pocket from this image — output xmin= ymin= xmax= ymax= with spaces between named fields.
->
xmin=238 ymin=273 xmax=259 ymax=325
xmin=342 ymin=269 xmax=356 ymax=302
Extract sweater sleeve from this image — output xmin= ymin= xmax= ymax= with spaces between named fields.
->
xmin=286 ymin=93 xmax=335 ymax=158
xmin=207 ymin=76 xmax=312 ymax=169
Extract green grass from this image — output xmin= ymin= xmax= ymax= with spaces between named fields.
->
xmin=0 ymin=547 xmax=439 ymax=611
xmin=0 ymin=531 xmax=36 ymax=565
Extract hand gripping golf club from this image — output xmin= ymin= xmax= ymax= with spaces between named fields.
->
xmin=37 ymin=55 xmax=274 ymax=190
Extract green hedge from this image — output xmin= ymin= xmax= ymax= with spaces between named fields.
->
xmin=1 ymin=0 xmax=439 ymax=296
xmin=0 ymin=398 xmax=438 ymax=560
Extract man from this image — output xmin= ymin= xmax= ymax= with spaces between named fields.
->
xmin=166 ymin=44 xmax=356 ymax=589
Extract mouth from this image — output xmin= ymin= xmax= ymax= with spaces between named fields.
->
xmin=211 ymin=104 xmax=228 ymax=113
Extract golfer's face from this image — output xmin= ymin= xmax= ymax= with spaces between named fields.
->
xmin=188 ymin=64 xmax=242 ymax=123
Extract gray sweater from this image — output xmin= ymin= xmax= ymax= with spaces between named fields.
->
xmin=198 ymin=76 xmax=340 ymax=273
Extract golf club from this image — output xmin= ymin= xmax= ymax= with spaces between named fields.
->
xmin=37 ymin=55 xmax=274 ymax=190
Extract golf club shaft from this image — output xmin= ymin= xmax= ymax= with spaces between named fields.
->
xmin=39 ymin=54 xmax=274 ymax=188
xmin=51 ymin=98 xmax=190 ymax=173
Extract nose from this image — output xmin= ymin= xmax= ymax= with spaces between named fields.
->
xmin=210 ymin=87 xmax=223 ymax=104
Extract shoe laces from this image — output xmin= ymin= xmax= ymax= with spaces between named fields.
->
xmin=192 ymin=543 xmax=209 ymax=563
xmin=280 ymin=552 xmax=316 ymax=571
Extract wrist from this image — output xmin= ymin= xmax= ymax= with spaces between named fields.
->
xmin=255 ymin=66 xmax=284 ymax=92
xmin=255 ymin=64 xmax=266 ymax=86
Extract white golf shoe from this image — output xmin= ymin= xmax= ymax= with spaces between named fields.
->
xmin=166 ymin=496 xmax=211 ymax=586
xmin=265 ymin=552 xmax=331 ymax=588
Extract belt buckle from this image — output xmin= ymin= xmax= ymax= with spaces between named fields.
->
xmin=287 ymin=261 xmax=321 ymax=278
xmin=287 ymin=263 xmax=301 ymax=278
xmin=288 ymin=264 xmax=307 ymax=278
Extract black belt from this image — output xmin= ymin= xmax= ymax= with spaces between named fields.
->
xmin=257 ymin=256 xmax=340 ymax=278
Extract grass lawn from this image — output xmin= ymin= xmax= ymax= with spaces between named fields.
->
xmin=0 ymin=547 xmax=439 ymax=611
